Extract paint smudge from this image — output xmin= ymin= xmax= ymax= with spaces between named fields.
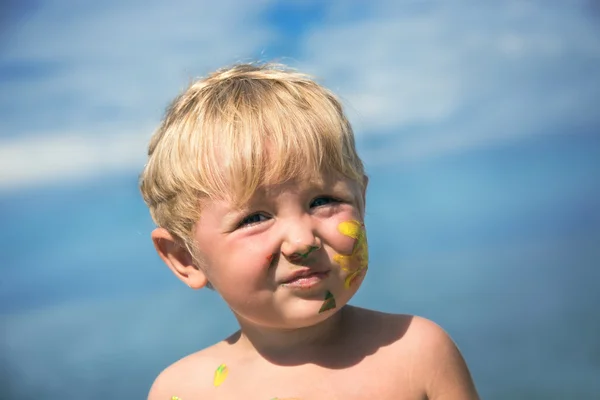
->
xmin=171 ymin=397 xmax=181 ymax=400
xmin=333 ymin=220 xmax=368 ymax=288
xmin=288 ymin=245 xmax=319 ymax=263
xmin=213 ymin=364 xmax=229 ymax=387
xmin=344 ymin=267 xmax=368 ymax=288
xmin=298 ymin=245 xmax=319 ymax=258
xmin=319 ymin=290 xmax=336 ymax=313
xmin=266 ymin=254 xmax=275 ymax=267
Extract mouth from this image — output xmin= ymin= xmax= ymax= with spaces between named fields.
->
xmin=281 ymin=269 xmax=330 ymax=288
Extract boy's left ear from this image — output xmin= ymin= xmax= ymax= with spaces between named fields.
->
xmin=151 ymin=228 xmax=209 ymax=290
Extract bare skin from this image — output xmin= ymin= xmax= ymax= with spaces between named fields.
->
xmin=148 ymin=306 xmax=479 ymax=400
xmin=148 ymin=173 xmax=478 ymax=399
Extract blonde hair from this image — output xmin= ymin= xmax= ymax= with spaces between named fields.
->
xmin=139 ymin=62 xmax=365 ymax=252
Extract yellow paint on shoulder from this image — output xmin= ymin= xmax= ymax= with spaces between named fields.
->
xmin=213 ymin=363 xmax=229 ymax=387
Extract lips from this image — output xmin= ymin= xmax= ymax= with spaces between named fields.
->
xmin=280 ymin=268 xmax=330 ymax=285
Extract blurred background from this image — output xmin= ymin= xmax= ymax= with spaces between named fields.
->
xmin=1 ymin=1 xmax=599 ymax=399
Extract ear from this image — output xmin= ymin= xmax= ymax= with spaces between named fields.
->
xmin=151 ymin=228 xmax=208 ymax=290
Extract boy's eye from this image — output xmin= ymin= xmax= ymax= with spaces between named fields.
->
xmin=310 ymin=196 xmax=339 ymax=208
xmin=238 ymin=213 xmax=268 ymax=228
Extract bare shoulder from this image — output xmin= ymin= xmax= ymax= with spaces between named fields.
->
xmin=348 ymin=309 xmax=479 ymax=399
xmin=147 ymin=340 xmax=230 ymax=400
xmin=403 ymin=315 xmax=480 ymax=400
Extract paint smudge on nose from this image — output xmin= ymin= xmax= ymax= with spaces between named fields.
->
xmin=334 ymin=220 xmax=369 ymax=288
xmin=288 ymin=245 xmax=319 ymax=263
xmin=213 ymin=363 xmax=229 ymax=387
xmin=318 ymin=290 xmax=336 ymax=313
xmin=298 ymin=245 xmax=319 ymax=258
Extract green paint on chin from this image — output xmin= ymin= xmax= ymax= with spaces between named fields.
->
xmin=318 ymin=290 xmax=336 ymax=313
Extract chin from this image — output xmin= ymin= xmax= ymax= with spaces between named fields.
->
xmin=275 ymin=297 xmax=343 ymax=328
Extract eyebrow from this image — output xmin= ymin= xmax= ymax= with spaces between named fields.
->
xmin=219 ymin=177 xmax=355 ymax=225
xmin=220 ymin=208 xmax=247 ymax=229
xmin=219 ymin=196 xmax=267 ymax=229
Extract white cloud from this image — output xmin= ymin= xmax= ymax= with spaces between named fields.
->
xmin=0 ymin=0 xmax=276 ymax=192
xmin=1 ymin=0 xmax=599 ymax=191
xmin=0 ymin=129 xmax=151 ymax=190
xmin=298 ymin=0 xmax=600 ymax=164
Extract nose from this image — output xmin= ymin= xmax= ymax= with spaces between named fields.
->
xmin=280 ymin=216 xmax=322 ymax=262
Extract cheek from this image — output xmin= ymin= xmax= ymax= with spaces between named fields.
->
xmin=327 ymin=229 xmax=358 ymax=255
xmin=230 ymin=242 xmax=277 ymax=281
xmin=253 ymin=240 xmax=278 ymax=268
xmin=323 ymin=217 xmax=364 ymax=256
xmin=201 ymin=242 xmax=272 ymax=289
xmin=327 ymin=219 xmax=369 ymax=280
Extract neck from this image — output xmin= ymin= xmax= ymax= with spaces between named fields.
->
xmin=232 ymin=306 xmax=351 ymax=365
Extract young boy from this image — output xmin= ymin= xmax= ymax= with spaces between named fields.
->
xmin=140 ymin=63 xmax=479 ymax=400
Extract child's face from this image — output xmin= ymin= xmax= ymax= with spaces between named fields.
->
xmin=193 ymin=170 xmax=368 ymax=329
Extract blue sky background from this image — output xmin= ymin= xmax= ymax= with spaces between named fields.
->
xmin=1 ymin=1 xmax=599 ymax=399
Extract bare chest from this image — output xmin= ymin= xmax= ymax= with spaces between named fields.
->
xmin=209 ymin=361 xmax=424 ymax=400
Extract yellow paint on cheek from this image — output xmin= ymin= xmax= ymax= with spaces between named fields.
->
xmin=344 ymin=267 xmax=368 ymax=288
xmin=335 ymin=220 xmax=369 ymax=287
xmin=337 ymin=220 xmax=362 ymax=240
xmin=213 ymin=363 xmax=229 ymax=387
xmin=333 ymin=253 xmax=353 ymax=271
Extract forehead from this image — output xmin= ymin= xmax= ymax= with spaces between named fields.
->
xmin=262 ymin=170 xmax=354 ymax=194
xmin=212 ymin=169 xmax=360 ymax=206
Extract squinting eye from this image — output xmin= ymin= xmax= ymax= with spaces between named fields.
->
xmin=239 ymin=213 xmax=268 ymax=227
xmin=310 ymin=197 xmax=338 ymax=207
